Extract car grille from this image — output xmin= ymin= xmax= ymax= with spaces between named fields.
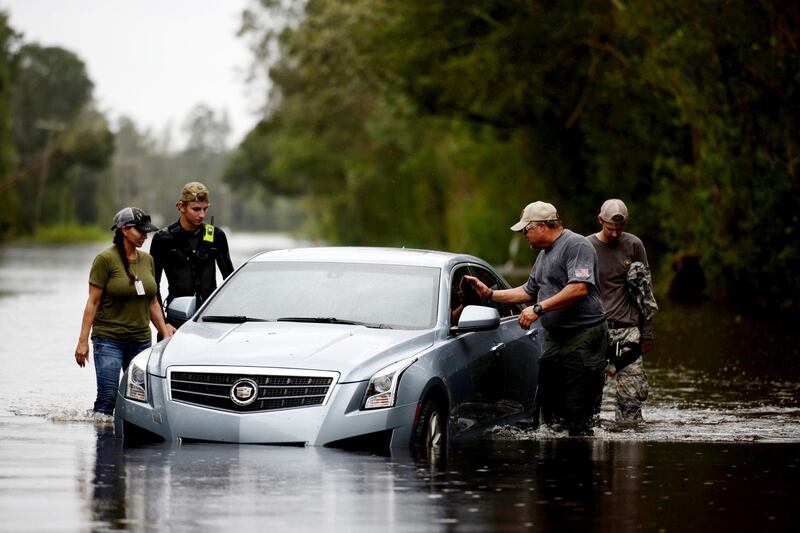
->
xmin=168 ymin=369 xmax=336 ymax=413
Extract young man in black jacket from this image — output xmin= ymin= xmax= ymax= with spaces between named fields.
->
xmin=150 ymin=182 xmax=234 ymax=327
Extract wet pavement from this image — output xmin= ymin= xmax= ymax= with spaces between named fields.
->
xmin=1 ymin=236 xmax=799 ymax=531
xmin=3 ymin=415 xmax=798 ymax=532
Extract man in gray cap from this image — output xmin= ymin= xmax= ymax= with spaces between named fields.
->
xmin=589 ymin=199 xmax=658 ymax=423
xmin=465 ymin=201 xmax=608 ymax=436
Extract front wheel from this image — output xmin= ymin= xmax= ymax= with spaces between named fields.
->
xmin=413 ymin=397 xmax=446 ymax=462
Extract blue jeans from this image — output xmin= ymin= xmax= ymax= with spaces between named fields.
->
xmin=92 ymin=337 xmax=151 ymax=415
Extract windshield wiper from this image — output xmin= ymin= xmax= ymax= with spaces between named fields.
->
xmin=201 ymin=315 xmax=268 ymax=323
xmin=277 ymin=317 xmax=391 ymax=329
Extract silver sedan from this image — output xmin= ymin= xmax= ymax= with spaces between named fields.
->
xmin=115 ymin=247 xmax=541 ymax=459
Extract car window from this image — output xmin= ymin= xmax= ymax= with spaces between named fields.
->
xmin=448 ymin=264 xmax=521 ymax=326
xmin=467 ymin=265 xmax=522 ymax=318
xmin=449 ymin=266 xmax=483 ymax=326
xmin=200 ymin=261 xmax=440 ymax=329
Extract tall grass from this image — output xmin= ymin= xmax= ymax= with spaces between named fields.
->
xmin=31 ymin=224 xmax=109 ymax=244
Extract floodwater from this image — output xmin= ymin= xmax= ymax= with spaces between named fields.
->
xmin=1 ymin=235 xmax=799 ymax=531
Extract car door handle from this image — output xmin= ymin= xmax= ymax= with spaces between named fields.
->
xmin=490 ymin=342 xmax=506 ymax=355
xmin=526 ymin=329 xmax=539 ymax=339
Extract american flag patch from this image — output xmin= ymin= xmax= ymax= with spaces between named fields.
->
xmin=575 ymin=268 xmax=590 ymax=278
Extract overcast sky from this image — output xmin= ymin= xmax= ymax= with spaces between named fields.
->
xmin=1 ymin=0 xmax=262 ymax=148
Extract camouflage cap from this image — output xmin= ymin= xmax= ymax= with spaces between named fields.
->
xmin=178 ymin=181 xmax=210 ymax=204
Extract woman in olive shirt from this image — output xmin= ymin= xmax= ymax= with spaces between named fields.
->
xmin=74 ymin=207 xmax=174 ymax=416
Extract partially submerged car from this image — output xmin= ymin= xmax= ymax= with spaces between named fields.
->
xmin=115 ymin=247 xmax=541 ymax=458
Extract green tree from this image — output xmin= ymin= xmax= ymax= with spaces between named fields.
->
xmin=48 ymin=109 xmax=115 ymax=225
xmin=11 ymin=45 xmax=93 ymax=159
xmin=0 ymin=11 xmax=18 ymax=238
xmin=234 ymin=0 xmax=800 ymax=309
xmin=6 ymin=43 xmax=114 ymax=233
xmin=610 ymin=0 xmax=800 ymax=308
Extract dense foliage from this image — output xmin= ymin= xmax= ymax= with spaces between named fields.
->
xmin=0 ymin=33 xmax=115 ymax=237
xmin=230 ymin=0 xmax=800 ymax=310
xmin=0 ymin=12 xmax=17 ymax=235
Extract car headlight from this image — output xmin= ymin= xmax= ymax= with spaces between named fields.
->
xmin=124 ymin=349 xmax=151 ymax=402
xmin=363 ymin=356 xmax=417 ymax=409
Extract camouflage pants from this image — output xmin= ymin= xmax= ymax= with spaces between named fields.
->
xmin=614 ymin=356 xmax=649 ymax=422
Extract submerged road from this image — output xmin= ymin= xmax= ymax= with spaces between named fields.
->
xmin=1 ymin=235 xmax=798 ymax=531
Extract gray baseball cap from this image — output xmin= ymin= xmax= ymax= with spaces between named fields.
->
xmin=110 ymin=207 xmax=159 ymax=232
xmin=599 ymin=199 xmax=629 ymax=222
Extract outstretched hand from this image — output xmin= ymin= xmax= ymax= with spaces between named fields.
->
xmin=462 ymin=275 xmax=491 ymax=301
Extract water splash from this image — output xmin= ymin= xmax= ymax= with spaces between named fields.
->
xmin=11 ymin=406 xmax=113 ymax=425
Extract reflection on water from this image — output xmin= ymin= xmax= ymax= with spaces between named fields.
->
xmin=1 ymin=237 xmax=800 ymax=531
xmin=444 ymin=439 xmax=799 ymax=530
xmin=8 ymin=420 xmax=793 ymax=532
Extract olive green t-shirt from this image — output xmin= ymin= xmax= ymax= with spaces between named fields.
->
xmin=89 ymin=246 xmax=158 ymax=341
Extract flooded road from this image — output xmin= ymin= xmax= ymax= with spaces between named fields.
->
xmin=1 ymin=235 xmax=799 ymax=531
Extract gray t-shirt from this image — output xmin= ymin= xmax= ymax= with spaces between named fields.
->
xmin=523 ymin=229 xmax=606 ymax=333
xmin=588 ymin=232 xmax=654 ymax=341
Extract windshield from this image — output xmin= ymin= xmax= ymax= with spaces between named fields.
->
xmin=200 ymin=261 xmax=441 ymax=329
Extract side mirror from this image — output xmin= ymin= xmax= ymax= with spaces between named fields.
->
xmin=450 ymin=305 xmax=501 ymax=334
xmin=166 ymin=296 xmax=197 ymax=326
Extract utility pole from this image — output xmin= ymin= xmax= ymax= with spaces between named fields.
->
xmin=32 ymin=119 xmax=66 ymax=229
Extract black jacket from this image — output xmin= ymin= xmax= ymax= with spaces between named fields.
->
xmin=150 ymin=221 xmax=234 ymax=306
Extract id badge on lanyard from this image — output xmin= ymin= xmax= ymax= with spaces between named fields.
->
xmin=134 ymin=278 xmax=145 ymax=296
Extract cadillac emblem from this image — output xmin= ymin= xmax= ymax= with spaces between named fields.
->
xmin=230 ymin=378 xmax=259 ymax=406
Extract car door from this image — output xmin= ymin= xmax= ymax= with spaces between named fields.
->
xmin=466 ymin=265 xmax=541 ymax=417
xmin=446 ymin=265 xmax=507 ymax=437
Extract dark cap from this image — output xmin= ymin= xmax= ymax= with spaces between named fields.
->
xmin=110 ymin=207 xmax=159 ymax=233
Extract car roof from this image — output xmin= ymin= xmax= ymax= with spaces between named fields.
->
xmin=247 ymin=246 xmax=489 ymax=270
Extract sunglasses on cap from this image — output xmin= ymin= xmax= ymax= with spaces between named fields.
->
xmin=120 ymin=213 xmax=158 ymax=233
xmin=125 ymin=214 xmax=151 ymax=227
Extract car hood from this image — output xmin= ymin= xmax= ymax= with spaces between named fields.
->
xmin=151 ymin=320 xmax=435 ymax=382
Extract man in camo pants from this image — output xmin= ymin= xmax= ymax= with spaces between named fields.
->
xmin=588 ymin=199 xmax=658 ymax=422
